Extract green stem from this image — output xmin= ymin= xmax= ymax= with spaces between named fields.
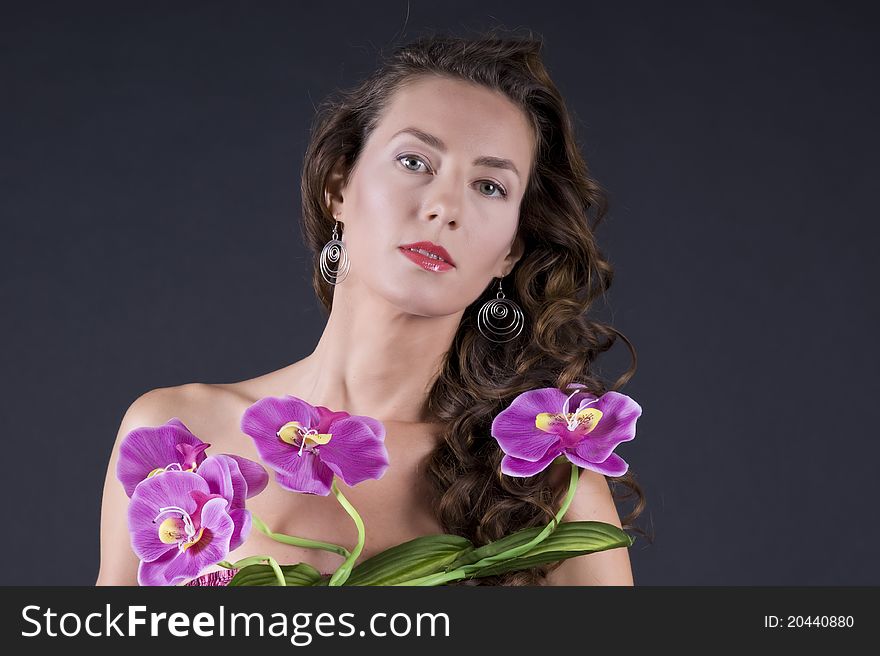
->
xmin=392 ymin=567 xmax=470 ymax=586
xmin=218 ymin=556 xmax=268 ymax=570
xmin=327 ymin=479 xmax=365 ymax=586
xmin=265 ymin=556 xmax=286 ymax=586
xmin=218 ymin=555 xmax=287 ymax=586
xmin=252 ymin=514 xmax=351 ymax=558
xmin=472 ymin=462 xmax=579 ymax=567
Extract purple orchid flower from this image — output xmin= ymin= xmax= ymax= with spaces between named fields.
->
xmin=117 ymin=418 xmax=210 ymax=497
xmin=117 ymin=418 xmax=269 ymax=569
xmin=128 ymin=470 xmax=235 ymax=586
xmin=491 ymin=386 xmax=641 ymax=477
xmin=116 ymin=417 xmax=269 ymax=500
xmin=240 ymin=395 xmax=390 ymax=496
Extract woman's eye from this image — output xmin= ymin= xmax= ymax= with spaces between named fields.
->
xmin=397 ymin=154 xmax=429 ymax=172
xmin=397 ymin=154 xmax=507 ymax=199
xmin=478 ymin=180 xmax=508 ymax=199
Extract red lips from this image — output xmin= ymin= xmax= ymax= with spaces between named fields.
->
xmin=398 ymin=241 xmax=455 ymax=266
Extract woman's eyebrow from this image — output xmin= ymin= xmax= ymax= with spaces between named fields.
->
xmin=390 ymin=126 xmax=521 ymax=180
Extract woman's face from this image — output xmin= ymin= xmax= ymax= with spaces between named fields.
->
xmin=326 ymin=74 xmax=535 ymax=317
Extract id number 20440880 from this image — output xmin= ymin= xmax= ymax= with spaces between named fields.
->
xmin=764 ymin=616 xmax=854 ymax=629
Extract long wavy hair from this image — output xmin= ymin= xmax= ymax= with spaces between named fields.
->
xmin=299 ymin=30 xmax=650 ymax=585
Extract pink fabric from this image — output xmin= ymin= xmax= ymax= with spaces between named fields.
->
xmin=183 ymin=567 xmax=333 ymax=586
xmin=184 ymin=568 xmax=241 ymax=586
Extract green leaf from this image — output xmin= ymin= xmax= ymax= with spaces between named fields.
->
xmin=227 ymin=562 xmax=326 ymax=587
xmin=444 ymin=525 xmax=545 ymax=571
xmin=465 ymin=521 xmax=634 ymax=579
xmin=345 ymin=534 xmax=474 ymax=586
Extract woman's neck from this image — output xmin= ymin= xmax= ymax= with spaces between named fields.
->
xmin=296 ymin=285 xmax=463 ymax=424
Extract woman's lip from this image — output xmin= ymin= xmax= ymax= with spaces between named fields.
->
xmin=399 ymin=241 xmax=455 ymax=265
xmin=398 ymin=247 xmax=455 ymax=272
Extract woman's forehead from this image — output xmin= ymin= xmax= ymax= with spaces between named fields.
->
xmin=374 ymin=76 xmax=536 ymax=164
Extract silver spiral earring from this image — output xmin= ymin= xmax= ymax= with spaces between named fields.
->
xmin=476 ymin=277 xmax=525 ymax=343
xmin=319 ymin=218 xmax=350 ymax=285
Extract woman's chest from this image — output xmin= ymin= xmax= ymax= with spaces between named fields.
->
xmin=192 ymin=404 xmax=445 ymax=577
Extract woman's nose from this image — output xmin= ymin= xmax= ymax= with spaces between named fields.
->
xmin=422 ymin=175 xmax=463 ymax=227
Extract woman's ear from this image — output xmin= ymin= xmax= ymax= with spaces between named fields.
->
xmin=324 ymin=156 xmax=347 ymax=219
xmin=499 ymin=234 xmax=525 ymax=277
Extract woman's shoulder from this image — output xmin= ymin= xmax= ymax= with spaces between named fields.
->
xmin=127 ymin=363 xmax=303 ymax=428
xmin=123 ymin=382 xmax=246 ymax=430
xmin=135 ymin=377 xmax=266 ymax=406
xmin=126 ymin=382 xmax=215 ymax=415
xmin=122 ymin=364 xmax=307 ymax=454
xmin=98 ymin=367 xmax=305 ymax=585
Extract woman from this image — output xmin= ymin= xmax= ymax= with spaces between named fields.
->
xmin=96 ymin=31 xmax=647 ymax=586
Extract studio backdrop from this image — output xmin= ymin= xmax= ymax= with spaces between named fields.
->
xmin=1 ymin=0 xmax=877 ymax=585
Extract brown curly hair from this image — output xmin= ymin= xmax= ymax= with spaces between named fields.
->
xmin=299 ymin=28 xmax=650 ymax=585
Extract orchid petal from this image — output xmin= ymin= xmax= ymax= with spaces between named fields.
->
xmin=275 ymin=451 xmax=336 ymax=495
xmin=348 ymin=413 xmax=385 ymax=441
xmin=317 ymin=416 xmax=390 ymax=487
xmin=188 ymin=497 xmax=235 ymax=564
xmin=565 ymin=449 xmax=629 ymax=477
xmin=315 ymin=405 xmax=351 ymax=433
xmin=137 ymin=549 xmax=180 ymax=586
xmin=188 ymin=489 xmax=228 ymax=526
xmin=500 ymin=446 xmax=562 ymax=477
xmin=567 ymin=390 xmax=601 ymax=413
xmin=117 ymin=419 xmax=208 ymax=497
xmin=228 ymin=508 xmax=251 ymax=551
xmin=570 ymin=392 xmax=641 ymax=463
xmin=175 ymin=442 xmax=211 ymax=470
xmin=196 ymin=455 xmax=246 ymax=511
xmin=145 ymin=551 xmax=199 ymax=587
xmin=165 ymin=417 xmax=190 ymax=432
xmin=225 ymin=455 xmax=269 ymax=498
xmin=491 ymin=388 xmax=567 ymax=461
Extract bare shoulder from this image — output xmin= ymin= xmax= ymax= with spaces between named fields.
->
xmin=137 ymin=381 xmax=252 ymax=417
xmin=542 ymin=464 xmax=634 ymax=586
xmin=124 ymin=383 xmax=208 ymax=425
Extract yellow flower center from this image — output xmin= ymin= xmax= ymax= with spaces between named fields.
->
xmin=146 ymin=462 xmax=196 ymax=479
xmin=180 ymin=527 xmax=206 ymax=551
xmin=277 ymin=421 xmax=332 ymax=457
xmin=155 ymin=506 xmax=205 ymax=552
xmin=535 ymin=408 xmax=603 ymax=434
xmin=158 ymin=517 xmax=187 ymax=544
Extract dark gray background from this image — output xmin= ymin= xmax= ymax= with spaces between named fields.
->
xmin=2 ymin=1 xmax=877 ymax=585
